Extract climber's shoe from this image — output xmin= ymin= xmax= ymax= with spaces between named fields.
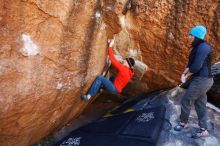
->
xmin=174 ymin=122 xmax=188 ymax=131
xmin=191 ymin=128 xmax=209 ymax=139
xmin=81 ymin=94 xmax=91 ymax=101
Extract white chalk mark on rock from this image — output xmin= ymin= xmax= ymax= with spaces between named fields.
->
xmin=21 ymin=34 xmax=40 ymax=56
xmin=95 ymin=11 xmax=101 ymax=19
xmin=56 ymin=82 xmax=63 ymax=89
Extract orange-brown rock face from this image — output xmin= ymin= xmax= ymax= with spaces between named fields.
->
xmin=0 ymin=0 xmax=220 ymax=145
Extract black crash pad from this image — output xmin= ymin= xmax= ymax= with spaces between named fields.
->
xmin=55 ymin=106 xmax=166 ymax=146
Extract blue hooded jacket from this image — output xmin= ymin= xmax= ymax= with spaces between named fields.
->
xmin=187 ymin=41 xmax=212 ymax=77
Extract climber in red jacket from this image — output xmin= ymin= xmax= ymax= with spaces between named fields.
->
xmin=82 ymin=39 xmax=135 ymax=101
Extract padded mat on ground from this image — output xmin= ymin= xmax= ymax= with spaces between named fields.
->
xmin=55 ymin=106 xmax=166 ymax=146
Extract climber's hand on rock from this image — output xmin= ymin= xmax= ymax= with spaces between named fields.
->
xmin=181 ymin=74 xmax=187 ymax=83
xmin=108 ymin=39 xmax=114 ymax=47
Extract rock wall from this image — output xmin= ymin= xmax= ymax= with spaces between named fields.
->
xmin=0 ymin=0 xmax=220 ymax=145
xmin=208 ymin=62 xmax=220 ymax=107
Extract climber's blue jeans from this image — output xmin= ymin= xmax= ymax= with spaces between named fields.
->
xmin=180 ymin=76 xmax=214 ymax=129
xmin=88 ymin=75 xmax=118 ymax=96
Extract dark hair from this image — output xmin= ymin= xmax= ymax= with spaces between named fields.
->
xmin=126 ymin=57 xmax=135 ymax=70
xmin=191 ymin=37 xmax=205 ymax=47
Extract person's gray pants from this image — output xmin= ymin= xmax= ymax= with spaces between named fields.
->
xmin=180 ymin=76 xmax=214 ymax=129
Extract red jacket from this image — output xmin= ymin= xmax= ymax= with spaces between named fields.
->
xmin=108 ymin=47 xmax=134 ymax=93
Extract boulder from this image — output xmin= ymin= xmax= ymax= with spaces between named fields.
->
xmin=0 ymin=0 xmax=220 ymax=145
xmin=208 ymin=63 xmax=220 ymax=108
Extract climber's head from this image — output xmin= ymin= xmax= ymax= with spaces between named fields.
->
xmin=189 ymin=25 xmax=207 ymax=40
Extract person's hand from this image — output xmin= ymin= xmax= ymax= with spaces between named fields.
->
xmin=108 ymin=39 xmax=114 ymax=47
xmin=181 ymin=74 xmax=187 ymax=83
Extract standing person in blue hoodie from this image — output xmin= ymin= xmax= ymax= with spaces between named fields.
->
xmin=174 ymin=25 xmax=214 ymax=138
